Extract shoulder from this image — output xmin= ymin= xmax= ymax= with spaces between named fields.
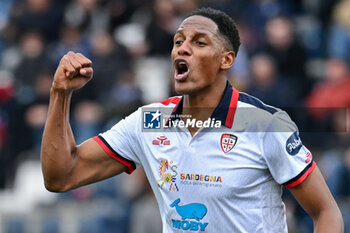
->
xmin=121 ymin=96 xmax=182 ymax=124
xmin=124 ymin=96 xmax=182 ymax=118
xmin=235 ymin=92 xmax=295 ymax=131
xmin=144 ymin=96 xmax=182 ymax=108
xmin=237 ymin=92 xmax=280 ymax=115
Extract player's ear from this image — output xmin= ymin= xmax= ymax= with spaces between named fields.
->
xmin=220 ymin=51 xmax=235 ymax=70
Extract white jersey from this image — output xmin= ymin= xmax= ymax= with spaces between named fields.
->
xmin=93 ymin=81 xmax=315 ymax=233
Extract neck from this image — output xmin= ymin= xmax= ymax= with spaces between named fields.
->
xmin=182 ymin=77 xmax=227 ymax=122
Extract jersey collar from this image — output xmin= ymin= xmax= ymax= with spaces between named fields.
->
xmin=168 ymin=81 xmax=239 ymax=128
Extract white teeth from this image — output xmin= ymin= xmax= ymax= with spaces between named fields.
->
xmin=174 ymin=60 xmax=189 ymax=80
xmin=175 ymin=69 xmax=190 ymax=78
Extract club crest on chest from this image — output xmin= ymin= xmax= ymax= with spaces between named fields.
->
xmin=220 ymin=134 xmax=237 ymax=153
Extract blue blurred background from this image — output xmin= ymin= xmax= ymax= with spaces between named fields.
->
xmin=0 ymin=0 xmax=350 ymax=232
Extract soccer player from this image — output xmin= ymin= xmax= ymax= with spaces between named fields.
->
xmin=41 ymin=8 xmax=343 ymax=232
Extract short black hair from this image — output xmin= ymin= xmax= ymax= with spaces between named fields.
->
xmin=188 ymin=7 xmax=241 ymax=56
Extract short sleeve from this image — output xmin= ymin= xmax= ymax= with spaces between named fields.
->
xmin=262 ymin=111 xmax=316 ymax=188
xmin=93 ymin=108 xmax=142 ymax=174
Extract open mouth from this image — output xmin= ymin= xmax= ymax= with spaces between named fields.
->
xmin=174 ymin=59 xmax=190 ymax=81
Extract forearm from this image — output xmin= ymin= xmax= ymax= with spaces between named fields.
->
xmin=41 ymin=88 xmax=76 ymax=191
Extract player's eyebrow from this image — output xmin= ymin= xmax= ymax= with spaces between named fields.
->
xmin=193 ymin=32 xmax=210 ymax=39
xmin=174 ymin=29 xmax=212 ymax=40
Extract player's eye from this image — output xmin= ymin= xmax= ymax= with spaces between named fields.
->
xmin=175 ymin=40 xmax=183 ymax=46
xmin=196 ymin=41 xmax=207 ymax=47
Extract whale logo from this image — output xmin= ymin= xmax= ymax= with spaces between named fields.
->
xmin=170 ymin=198 xmax=207 ymax=221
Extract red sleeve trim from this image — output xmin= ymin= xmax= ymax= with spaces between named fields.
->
xmin=284 ymin=161 xmax=316 ymax=188
xmin=93 ymin=136 xmax=135 ymax=174
xmin=225 ymin=87 xmax=239 ymax=128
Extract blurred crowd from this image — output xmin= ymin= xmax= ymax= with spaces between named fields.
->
xmin=0 ymin=0 xmax=350 ymax=232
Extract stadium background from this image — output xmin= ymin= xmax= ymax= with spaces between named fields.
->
xmin=0 ymin=0 xmax=349 ymax=232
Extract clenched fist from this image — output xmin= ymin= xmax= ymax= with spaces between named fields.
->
xmin=52 ymin=51 xmax=93 ymax=92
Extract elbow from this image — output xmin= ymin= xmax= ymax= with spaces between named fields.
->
xmin=330 ymin=208 xmax=344 ymax=233
xmin=44 ymin=184 xmax=65 ymax=193
xmin=335 ymin=208 xmax=344 ymax=232
xmin=311 ymin=205 xmax=344 ymax=233
xmin=44 ymin=179 xmax=71 ymax=193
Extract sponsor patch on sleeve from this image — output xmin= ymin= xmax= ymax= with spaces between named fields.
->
xmin=285 ymin=131 xmax=302 ymax=155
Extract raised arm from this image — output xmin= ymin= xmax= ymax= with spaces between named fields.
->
xmin=290 ymin=166 xmax=344 ymax=233
xmin=41 ymin=51 xmax=127 ymax=192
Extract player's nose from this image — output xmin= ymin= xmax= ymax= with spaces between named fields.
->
xmin=177 ymin=41 xmax=192 ymax=56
